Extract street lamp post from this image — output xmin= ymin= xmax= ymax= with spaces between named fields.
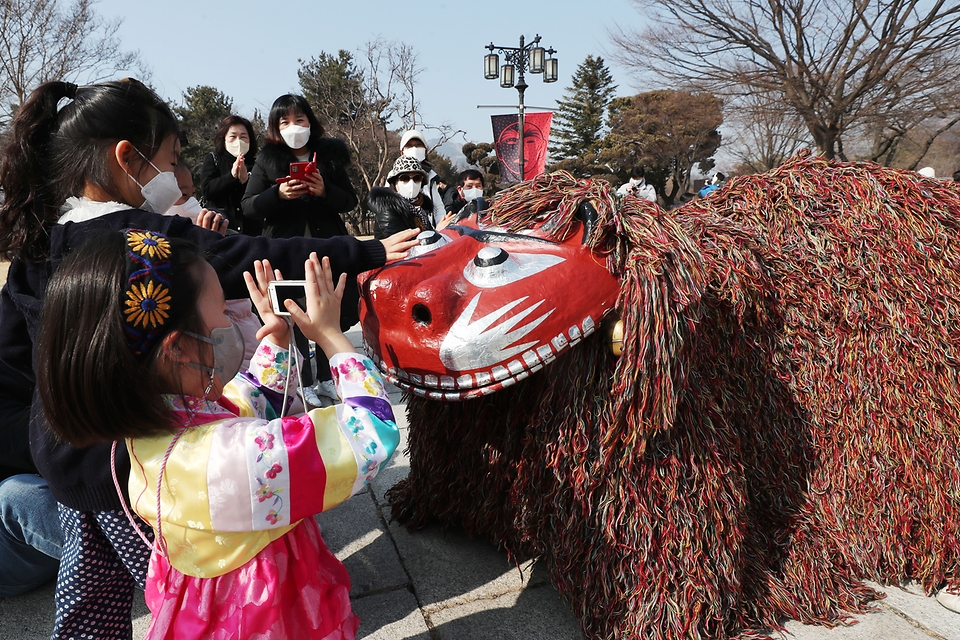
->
xmin=483 ymin=35 xmax=557 ymax=181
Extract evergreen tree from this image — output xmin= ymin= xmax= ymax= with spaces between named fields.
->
xmin=426 ymin=149 xmax=456 ymax=186
xmin=298 ymin=51 xmax=367 ymax=129
xmin=551 ymin=55 xmax=617 ymax=160
xmin=600 ymin=90 xmax=722 ymax=206
xmin=298 ymin=50 xmax=395 ymax=234
xmin=172 ymin=86 xmax=235 ymax=184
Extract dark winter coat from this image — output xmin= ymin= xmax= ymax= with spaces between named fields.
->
xmin=0 ymin=207 xmax=386 ymax=511
xmin=368 ymin=187 xmax=435 ymax=240
xmin=0 ymin=271 xmax=34 ymax=482
xmin=443 ymin=187 xmax=466 ymax=216
xmin=241 ymin=138 xmax=357 ymax=239
xmin=200 ymin=148 xmax=260 ymax=235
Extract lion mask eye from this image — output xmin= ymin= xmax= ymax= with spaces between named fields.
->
xmin=407 ymin=231 xmax=451 ymax=258
xmin=463 ymin=246 xmax=565 ymax=289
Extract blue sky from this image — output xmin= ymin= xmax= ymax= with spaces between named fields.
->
xmin=95 ymin=0 xmax=644 ymax=158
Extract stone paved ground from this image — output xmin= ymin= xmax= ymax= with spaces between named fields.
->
xmin=4 ymin=390 xmax=960 ymax=640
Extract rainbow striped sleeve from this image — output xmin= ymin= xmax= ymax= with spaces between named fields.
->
xmin=206 ymin=353 xmax=398 ymax=532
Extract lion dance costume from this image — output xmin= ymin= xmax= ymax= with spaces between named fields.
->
xmin=358 ymin=153 xmax=960 ymax=639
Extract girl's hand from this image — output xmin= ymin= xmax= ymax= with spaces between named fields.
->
xmin=279 ymin=179 xmax=308 ymax=200
xmin=243 ymin=259 xmax=291 ymax=347
xmin=284 ymin=253 xmax=354 ymax=358
xmin=303 ymin=172 xmax=326 ymax=197
xmin=381 ymin=228 xmax=420 ymax=261
xmin=232 ymin=154 xmax=249 ymax=184
xmin=196 ymin=208 xmax=228 ymax=235
xmin=436 ymin=212 xmax=455 ymax=230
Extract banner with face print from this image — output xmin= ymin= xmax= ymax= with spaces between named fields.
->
xmin=491 ymin=112 xmax=552 ymax=183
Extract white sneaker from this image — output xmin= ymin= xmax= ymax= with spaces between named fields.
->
xmin=301 ymin=386 xmax=324 ymax=408
xmin=314 ymin=380 xmax=339 ymax=402
xmin=937 ymin=589 xmax=960 ymax=613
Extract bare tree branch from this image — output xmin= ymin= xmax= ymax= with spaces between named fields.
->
xmin=610 ymin=0 xmax=960 ymax=159
xmin=723 ymin=91 xmax=811 ymax=173
xmin=0 ymin=0 xmax=143 ymax=126
xmin=299 ymin=39 xmax=460 ymax=233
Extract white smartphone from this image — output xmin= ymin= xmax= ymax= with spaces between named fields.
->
xmin=268 ymin=280 xmax=307 ymax=316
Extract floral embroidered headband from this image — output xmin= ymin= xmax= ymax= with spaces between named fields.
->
xmin=122 ymin=229 xmax=174 ymax=356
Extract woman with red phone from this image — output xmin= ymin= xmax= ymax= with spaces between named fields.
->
xmin=241 ymin=94 xmax=355 ymax=239
xmin=241 ymin=94 xmax=358 ymax=405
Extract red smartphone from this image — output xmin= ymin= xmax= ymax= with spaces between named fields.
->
xmin=276 ymin=153 xmax=318 ymax=184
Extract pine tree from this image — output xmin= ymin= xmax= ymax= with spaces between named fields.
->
xmin=172 ymin=86 xmax=235 ymax=183
xmin=600 ymin=90 xmax=723 ymax=205
xmin=551 ymin=55 xmax=617 ymax=161
xmin=298 ymin=51 xmax=366 ymax=129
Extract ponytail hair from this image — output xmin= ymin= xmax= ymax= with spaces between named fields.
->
xmin=0 ymin=79 xmax=179 ymax=261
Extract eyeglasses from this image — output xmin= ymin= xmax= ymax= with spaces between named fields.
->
xmin=396 ymin=174 xmax=424 ymax=184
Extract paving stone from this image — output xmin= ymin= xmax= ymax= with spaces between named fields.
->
xmin=353 ymin=588 xmax=431 ymax=640
xmin=781 ymin=604 xmax=940 ymax=639
xmin=0 ymin=581 xmax=56 ymax=636
xmin=391 ymin=402 xmax=411 ymax=431
xmin=316 ymin=488 xmax=409 ymax=597
xmin=866 ymin=582 xmax=960 ymax=639
xmin=388 ymin=518 xmax=550 ymax=608
xmin=0 ymin=582 xmax=153 ymax=637
xmin=368 ymin=404 xmax=411 ymax=508
xmin=132 ymin=590 xmax=151 ymax=635
xmin=426 ymin=583 xmax=583 ymax=640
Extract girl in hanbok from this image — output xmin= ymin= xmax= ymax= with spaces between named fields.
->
xmin=37 ymin=233 xmax=397 ymax=639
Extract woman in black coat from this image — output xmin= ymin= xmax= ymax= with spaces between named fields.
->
xmin=200 ymin=115 xmax=260 ymax=234
xmin=241 ymin=95 xmax=356 ymax=240
xmin=241 ymin=94 xmax=358 ymax=403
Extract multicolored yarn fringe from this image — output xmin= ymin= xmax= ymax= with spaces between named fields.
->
xmin=386 ymin=152 xmax=960 ymax=639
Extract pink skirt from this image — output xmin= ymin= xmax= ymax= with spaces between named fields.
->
xmin=143 ymin=518 xmax=358 ymax=640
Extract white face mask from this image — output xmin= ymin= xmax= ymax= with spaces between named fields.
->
xmin=165 ymin=197 xmax=202 ymax=222
xmin=126 ymin=149 xmax=182 ymax=214
xmin=225 ymin=138 xmax=250 ymax=157
xmin=396 ymin=180 xmax=422 ymax=200
xmin=461 ymin=187 xmax=483 ymax=200
xmin=280 ymin=124 xmax=311 ymax=150
xmin=403 ymin=146 xmax=427 ymax=162
xmin=630 ymin=178 xmax=643 ymax=186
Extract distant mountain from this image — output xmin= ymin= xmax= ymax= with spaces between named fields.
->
xmin=434 ymin=138 xmax=469 ymax=170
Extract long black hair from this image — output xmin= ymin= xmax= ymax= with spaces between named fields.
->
xmin=264 ymin=94 xmax=324 ymax=148
xmin=36 ymin=231 xmax=206 ymax=448
xmin=0 ymin=79 xmax=179 ymax=261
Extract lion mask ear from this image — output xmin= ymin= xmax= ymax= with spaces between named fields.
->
xmin=575 ymin=199 xmax=599 ymax=243
xmin=610 ymin=319 xmax=624 ymax=356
